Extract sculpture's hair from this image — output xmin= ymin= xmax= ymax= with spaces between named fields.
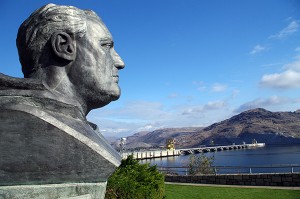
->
xmin=16 ymin=4 xmax=99 ymax=78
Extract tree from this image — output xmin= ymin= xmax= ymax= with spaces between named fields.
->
xmin=188 ymin=154 xmax=216 ymax=175
xmin=105 ymin=155 xmax=165 ymax=199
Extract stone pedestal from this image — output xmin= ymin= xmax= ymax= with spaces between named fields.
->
xmin=0 ymin=182 xmax=107 ymax=199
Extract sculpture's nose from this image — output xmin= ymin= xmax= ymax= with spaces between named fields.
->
xmin=112 ymin=50 xmax=125 ymax=70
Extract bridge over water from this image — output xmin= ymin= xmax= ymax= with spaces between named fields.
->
xmin=122 ymin=143 xmax=265 ymax=160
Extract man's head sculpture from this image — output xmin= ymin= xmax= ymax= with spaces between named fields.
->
xmin=16 ymin=4 xmax=125 ymax=115
xmin=0 ymin=4 xmax=123 ymax=191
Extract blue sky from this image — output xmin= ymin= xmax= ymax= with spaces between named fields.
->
xmin=1 ymin=0 xmax=300 ymax=137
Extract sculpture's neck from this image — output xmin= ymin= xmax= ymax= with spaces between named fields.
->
xmin=42 ymin=80 xmax=88 ymax=117
xmin=40 ymin=66 xmax=89 ymax=116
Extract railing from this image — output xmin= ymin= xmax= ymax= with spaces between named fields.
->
xmin=158 ymin=164 xmax=300 ymax=175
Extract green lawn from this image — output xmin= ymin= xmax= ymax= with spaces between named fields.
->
xmin=165 ymin=184 xmax=300 ymax=199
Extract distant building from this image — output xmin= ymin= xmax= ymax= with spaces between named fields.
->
xmin=166 ymin=138 xmax=176 ymax=150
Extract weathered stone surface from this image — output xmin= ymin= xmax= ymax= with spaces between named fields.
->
xmin=233 ymin=175 xmax=243 ymax=180
xmin=282 ymin=177 xmax=293 ymax=182
xmin=0 ymin=109 xmax=119 ymax=185
xmin=165 ymin=173 xmax=300 ymax=186
xmin=0 ymin=183 xmax=106 ymax=199
xmin=272 ymin=176 xmax=282 ymax=183
xmin=242 ymin=175 xmax=250 ymax=180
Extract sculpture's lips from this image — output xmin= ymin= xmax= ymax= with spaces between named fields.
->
xmin=112 ymin=75 xmax=119 ymax=82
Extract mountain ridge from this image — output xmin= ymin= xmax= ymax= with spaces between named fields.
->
xmin=114 ymin=108 xmax=300 ymax=149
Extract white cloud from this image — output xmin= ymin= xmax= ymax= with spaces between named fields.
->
xmin=168 ymin=93 xmax=179 ymax=98
xmin=231 ymin=89 xmax=240 ymax=98
xmin=269 ymin=20 xmax=299 ymax=39
xmin=234 ymin=96 xmax=288 ymax=113
xmin=182 ymin=100 xmax=227 ymax=115
xmin=262 ymin=63 xmax=282 ymax=67
xmin=193 ymin=81 xmax=206 ymax=91
xmin=87 ymin=101 xmax=171 ymax=137
xmin=140 ymin=124 xmax=154 ymax=130
xmin=89 ymin=118 xmax=142 ymax=137
xmin=88 ymin=95 xmax=300 ymax=138
xmin=193 ymin=81 xmax=227 ymax=92
xmin=260 ymin=58 xmax=300 ymax=89
xmin=203 ymin=101 xmax=227 ymax=110
xmin=250 ymin=45 xmax=266 ymax=55
xmin=92 ymin=101 xmax=170 ymax=121
xmin=198 ymin=85 xmax=206 ymax=91
xmin=88 ymin=99 xmax=230 ymax=137
xmin=211 ymin=83 xmax=227 ymax=92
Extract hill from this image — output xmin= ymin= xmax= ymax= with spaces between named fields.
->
xmin=184 ymin=108 xmax=300 ymax=147
xmin=118 ymin=108 xmax=300 ymax=149
xmin=113 ymin=127 xmax=202 ymax=150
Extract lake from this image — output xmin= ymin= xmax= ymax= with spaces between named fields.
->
xmin=139 ymin=145 xmax=300 ymax=174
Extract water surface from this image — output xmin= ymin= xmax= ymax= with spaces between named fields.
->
xmin=140 ymin=145 xmax=300 ymax=174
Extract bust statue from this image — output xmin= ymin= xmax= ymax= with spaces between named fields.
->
xmin=0 ymin=4 xmax=124 ymax=197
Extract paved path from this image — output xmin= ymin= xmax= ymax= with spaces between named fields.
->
xmin=165 ymin=182 xmax=300 ymax=190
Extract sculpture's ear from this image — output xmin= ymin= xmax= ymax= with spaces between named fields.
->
xmin=51 ymin=32 xmax=76 ymax=61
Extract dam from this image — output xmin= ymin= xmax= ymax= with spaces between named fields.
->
xmin=122 ymin=143 xmax=265 ymax=160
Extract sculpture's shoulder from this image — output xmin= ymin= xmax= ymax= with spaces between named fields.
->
xmin=0 ymin=73 xmax=44 ymax=91
xmin=0 ymin=73 xmax=49 ymax=115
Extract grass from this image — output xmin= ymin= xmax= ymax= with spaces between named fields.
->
xmin=165 ymin=184 xmax=300 ymax=199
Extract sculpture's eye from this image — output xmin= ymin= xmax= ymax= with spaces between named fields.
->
xmin=101 ymin=42 xmax=113 ymax=51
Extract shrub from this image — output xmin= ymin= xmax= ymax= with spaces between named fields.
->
xmin=105 ymin=155 xmax=165 ymax=199
xmin=188 ymin=154 xmax=216 ymax=175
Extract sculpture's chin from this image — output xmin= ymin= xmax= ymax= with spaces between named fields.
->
xmin=88 ymin=88 xmax=121 ymax=111
xmin=111 ymin=93 xmax=121 ymax=101
xmin=109 ymin=85 xmax=121 ymax=101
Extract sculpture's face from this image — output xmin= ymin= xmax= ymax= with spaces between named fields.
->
xmin=70 ymin=17 xmax=125 ymax=111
